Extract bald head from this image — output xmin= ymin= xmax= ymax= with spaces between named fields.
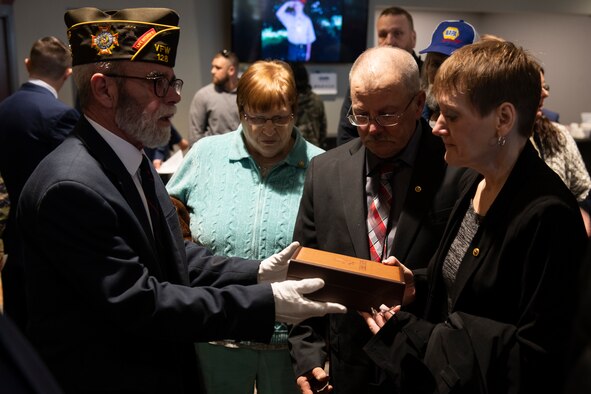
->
xmin=350 ymin=46 xmax=419 ymax=97
xmin=347 ymin=46 xmax=425 ymax=158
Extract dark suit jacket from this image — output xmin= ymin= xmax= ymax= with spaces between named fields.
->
xmin=0 ymin=82 xmax=79 ymax=329
xmin=17 ymin=118 xmax=275 ymax=394
xmin=364 ymin=142 xmax=587 ymax=393
xmin=290 ymin=119 xmax=465 ymax=393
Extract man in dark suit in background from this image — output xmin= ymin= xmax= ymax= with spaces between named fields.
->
xmin=337 ymin=7 xmax=423 ymax=146
xmin=0 ymin=36 xmax=80 ymax=331
xmin=17 ymin=7 xmax=344 ymax=393
xmin=290 ymin=46 xmax=464 ymax=394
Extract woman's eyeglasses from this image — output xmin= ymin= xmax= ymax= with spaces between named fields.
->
xmin=243 ymin=113 xmax=294 ymax=126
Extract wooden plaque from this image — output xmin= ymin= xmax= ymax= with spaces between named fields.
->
xmin=287 ymin=246 xmax=405 ymax=312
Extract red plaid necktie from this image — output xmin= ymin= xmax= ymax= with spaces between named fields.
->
xmin=367 ymin=163 xmax=395 ymax=262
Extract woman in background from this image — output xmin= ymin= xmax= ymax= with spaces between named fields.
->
xmin=289 ymin=61 xmax=326 ymax=148
xmin=532 ymin=69 xmax=591 ymax=235
xmin=166 ymin=60 xmax=323 ymax=394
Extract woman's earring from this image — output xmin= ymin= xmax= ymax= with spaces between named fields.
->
xmin=497 ymin=135 xmax=507 ymax=147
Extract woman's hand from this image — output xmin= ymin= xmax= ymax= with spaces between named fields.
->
xmin=382 ymin=256 xmax=416 ymax=306
xmin=360 ymin=304 xmax=401 ymax=335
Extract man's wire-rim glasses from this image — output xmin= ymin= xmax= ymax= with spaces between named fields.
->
xmin=347 ymin=94 xmax=417 ymax=127
xmin=104 ymin=74 xmax=184 ymax=97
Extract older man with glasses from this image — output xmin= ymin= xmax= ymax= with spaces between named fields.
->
xmin=337 ymin=6 xmax=424 ymax=146
xmin=289 ymin=46 xmax=466 ymax=394
xmin=188 ymin=49 xmax=241 ymax=145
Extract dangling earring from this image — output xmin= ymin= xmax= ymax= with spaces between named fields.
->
xmin=497 ymin=135 xmax=507 ymax=147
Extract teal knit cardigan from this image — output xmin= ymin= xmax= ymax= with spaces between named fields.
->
xmin=166 ymin=125 xmax=324 ymax=260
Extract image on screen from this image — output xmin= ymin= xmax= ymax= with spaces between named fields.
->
xmin=232 ymin=0 xmax=368 ymax=64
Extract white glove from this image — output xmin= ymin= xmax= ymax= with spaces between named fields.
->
xmin=258 ymin=241 xmax=300 ymax=284
xmin=271 ymin=278 xmax=347 ymax=325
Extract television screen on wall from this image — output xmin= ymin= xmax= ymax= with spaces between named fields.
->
xmin=231 ymin=0 xmax=369 ymax=64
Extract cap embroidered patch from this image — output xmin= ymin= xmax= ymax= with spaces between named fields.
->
xmin=442 ymin=27 xmax=460 ymax=41
xmin=132 ymin=28 xmax=156 ymax=51
xmin=91 ymin=25 xmax=119 ymax=55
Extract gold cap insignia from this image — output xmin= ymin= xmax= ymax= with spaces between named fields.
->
xmin=91 ymin=25 xmax=119 ymax=55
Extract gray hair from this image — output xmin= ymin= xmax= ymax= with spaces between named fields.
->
xmin=350 ymin=46 xmax=420 ymax=97
xmin=72 ymin=62 xmax=123 ymax=109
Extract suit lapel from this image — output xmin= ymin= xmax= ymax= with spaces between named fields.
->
xmin=446 ymin=179 xmax=488 ymax=310
xmin=450 ymin=144 xmax=536 ymax=309
xmin=153 ymin=167 xmax=187 ymax=284
xmin=424 ymin=173 xmax=478 ymax=319
xmin=339 ymin=140 xmax=371 ymax=259
xmin=73 ymin=119 xmax=165 ymax=278
xmin=394 ymin=123 xmax=447 ymax=261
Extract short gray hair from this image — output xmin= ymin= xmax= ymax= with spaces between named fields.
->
xmin=72 ymin=62 xmax=123 ymax=109
xmin=350 ymin=46 xmax=420 ymax=97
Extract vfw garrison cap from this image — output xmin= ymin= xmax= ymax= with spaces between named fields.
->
xmin=65 ymin=7 xmax=180 ymax=67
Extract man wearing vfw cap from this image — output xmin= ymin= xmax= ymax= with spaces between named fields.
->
xmin=16 ymin=7 xmax=345 ymax=393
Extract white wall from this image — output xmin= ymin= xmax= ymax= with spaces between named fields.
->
xmin=10 ymin=0 xmax=591 ymax=138
xmin=478 ymin=12 xmax=591 ymax=124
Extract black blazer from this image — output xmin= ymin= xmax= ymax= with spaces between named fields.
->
xmin=364 ymin=143 xmax=587 ymax=393
xmin=17 ymin=118 xmax=276 ymax=393
xmin=290 ymin=119 xmax=465 ymax=393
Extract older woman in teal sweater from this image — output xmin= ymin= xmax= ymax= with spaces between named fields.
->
xmin=166 ymin=60 xmax=323 ymax=394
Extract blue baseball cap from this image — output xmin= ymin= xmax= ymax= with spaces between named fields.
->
xmin=419 ymin=20 xmax=477 ymax=56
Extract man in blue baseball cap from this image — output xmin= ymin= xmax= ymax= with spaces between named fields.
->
xmin=419 ymin=20 xmax=478 ymax=124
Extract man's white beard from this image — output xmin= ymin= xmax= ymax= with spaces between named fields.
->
xmin=115 ymin=92 xmax=174 ymax=148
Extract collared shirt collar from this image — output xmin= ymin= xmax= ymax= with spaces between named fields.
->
xmin=214 ymin=83 xmax=238 ymax=94
xmin=28 ymin=79 xmax=58 ymax=98
xmin=85 ymin=115 xmax=143 ymax=176
xmin=228 ymin=124 xmax=311 ymax=170
xmin=365 ymin=120 xmax=423 ymax=176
